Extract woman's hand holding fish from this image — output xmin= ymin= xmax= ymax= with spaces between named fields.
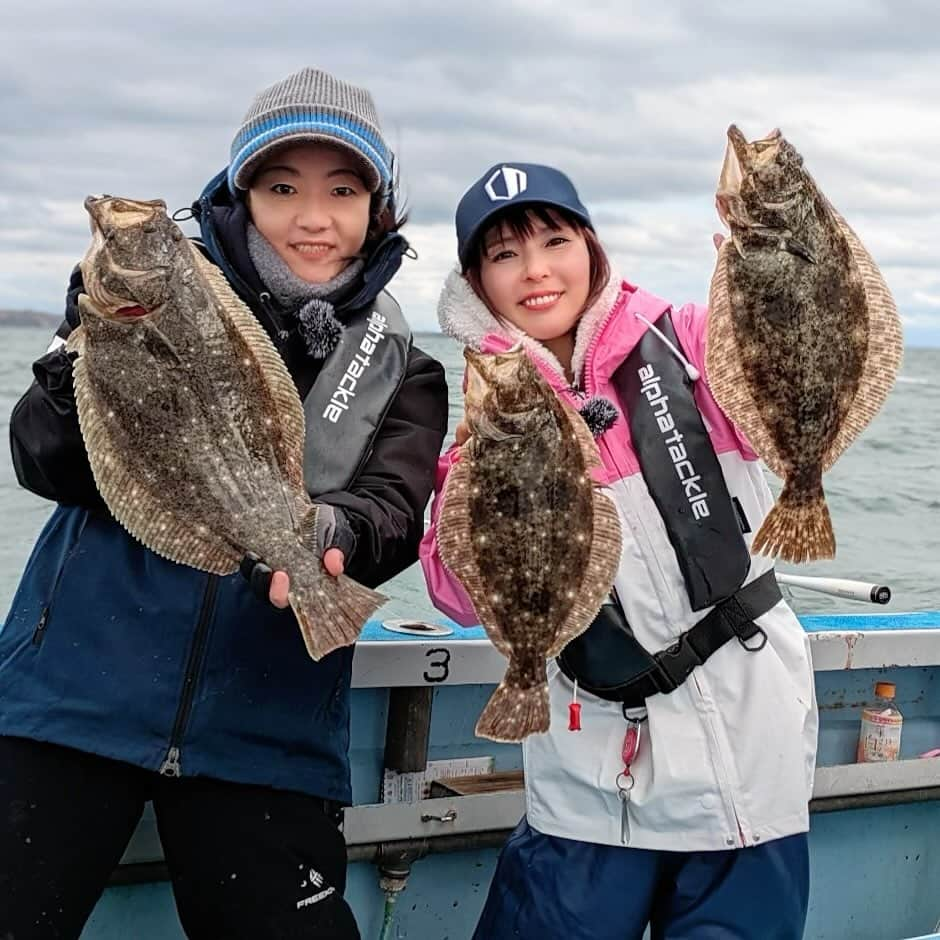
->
xmin=269 ymin=550 xmax=345 ymax=608
xmin=241 ymin=505 xmax=355 ymax=608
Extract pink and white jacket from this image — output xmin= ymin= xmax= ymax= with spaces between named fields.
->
xmin=420 ymin=268 xmax=818 ymax=852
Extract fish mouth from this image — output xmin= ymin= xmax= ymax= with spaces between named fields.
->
xmin=81 ymin=194 xmax=173 ymax=318
xmin=113 ymin=304 xmax=156 ymax=320
xmin=463 ymin=348 xmax=489 ymax=419
xmin=78 ymin=292 xmax=165 ymax=323
xmin=464 ymin=344 xmax=525 ymax=371
xmin=717 ymin=125 xmax=791 ymax=226
xmin=463 ymin=345 xmax=526 ymax=412
xmin=717 ymin=125 xmax=748 ymax=223
xmin=79 ymin=257 xmax=171 ymax=320
xmin=84 ymin=195 xmax=167 ymax=233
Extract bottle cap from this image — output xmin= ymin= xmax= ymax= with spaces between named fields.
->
xmin=874 ymin=681 xmax=896 ymax=698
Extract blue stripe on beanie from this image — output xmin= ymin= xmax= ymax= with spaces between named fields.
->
xmin=232 ymin=109 xmax=388 ymax=160
xmin=228 ymin=116 xmax=392 ymax=194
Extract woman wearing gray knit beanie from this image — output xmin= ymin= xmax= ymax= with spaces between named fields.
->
xmin=1 ymin=66 xmax=447 ymax=940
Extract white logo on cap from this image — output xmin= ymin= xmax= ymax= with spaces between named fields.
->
xmin=484 ymin=166 xmax=528 ymax=202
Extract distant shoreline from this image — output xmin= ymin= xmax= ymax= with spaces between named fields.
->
xmin=0 ymin=311 xmax=934 ymax=348
xmin=0 ymin=309 xmax=58 ymax=328
xmin=0 ymin=309 xmax=447 ymax=339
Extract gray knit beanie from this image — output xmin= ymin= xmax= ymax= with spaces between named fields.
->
xmin=228 ymin=66 xmax=392 ymax=195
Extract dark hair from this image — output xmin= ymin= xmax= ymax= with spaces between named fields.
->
xmin=365 ymin=185 xmax=409 ymax=250
xmin=463 ymin=204 xmax=609 ymax=317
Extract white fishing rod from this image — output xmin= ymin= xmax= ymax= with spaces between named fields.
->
xmin=776 ymin=573 xmax=891 ymax=605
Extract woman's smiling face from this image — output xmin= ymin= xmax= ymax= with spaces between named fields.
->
xmin=478 ymin=210 xmax=591 ymax=345
xmin=247 ymin=144 xmax=371 ymax=283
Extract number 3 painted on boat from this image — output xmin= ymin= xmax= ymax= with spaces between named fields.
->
xmin=423 ymin=648 xmax=451 ymax=683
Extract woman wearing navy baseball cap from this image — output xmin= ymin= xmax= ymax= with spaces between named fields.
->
xmin=421 ymin=163 xmax=816 ymax=940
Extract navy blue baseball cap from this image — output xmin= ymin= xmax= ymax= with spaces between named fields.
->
xmin=455 ymin=162 xmax=593 ymax=268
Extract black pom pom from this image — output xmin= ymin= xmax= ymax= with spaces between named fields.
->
xmin=578 ymin=396 xmax=619 ymax=437
xmin=297 ymin=299 xmax=343 ymax=358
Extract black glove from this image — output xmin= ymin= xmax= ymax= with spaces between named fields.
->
xmin=239 ymin=551 xmax=275 ymax=600
xmin=239 ymin=505 xmax=356 ymax=602
xmin=315 ymin=503 xmax=356 ymax=561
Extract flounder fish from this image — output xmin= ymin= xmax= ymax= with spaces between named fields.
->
xmin=707 ymin=126 xmax=902 ymax=562
xmin=437 ymin=346 xmax=622 ymax=742
xmin=70 ymin=195 xmax=385 ymax=659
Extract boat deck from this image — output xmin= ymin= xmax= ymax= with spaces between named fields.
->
xmin=82 ymin=611 xmax=940 ymax=939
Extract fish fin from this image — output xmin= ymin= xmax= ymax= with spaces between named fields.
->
xmin=289 ymin=573 xmax=386 ymax=660
xmin=70 ymin=351 xmax=241 ymax=574
xmin=192 ymin=249 xmax=306 ymax=489
xmin=547 ymin=489 xmax=622 ymax=657
xmin=752 ymin=480 xmax=835 ymax=563
xmin=66 ymin=324 xmax=86 ymax=356
xmin=299 ymin=504 xmax=319 ymax=552
xmin=474 ymin=667 xmax=550 ymax=743
xmin=820 ymin=208 xmax=903 ymax=472
xmin=705 ymin=243 xmax=788 ymax=477
xmin=437 ymin=457 xmax=509 ymax=650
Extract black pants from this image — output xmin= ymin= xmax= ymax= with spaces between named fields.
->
xmin=0 ymin=736 xmax=360 ymax=939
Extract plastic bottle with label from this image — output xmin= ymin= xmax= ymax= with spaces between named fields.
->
xmin=856 ymin=681 xmax=903 ymax=762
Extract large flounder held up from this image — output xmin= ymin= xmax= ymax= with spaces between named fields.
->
xmin=438 ymin=346 xmax=622 ymax=743
xmin=707 ymin=126 xmax=902 ymax=563
xmin=70 ymin=195 xmax=385 ymax=659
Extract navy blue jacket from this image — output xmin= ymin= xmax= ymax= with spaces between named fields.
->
xmin=0 ymin=173 xmax=448 ymax=803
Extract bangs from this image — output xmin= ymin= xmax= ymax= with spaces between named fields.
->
xmin=479 ymin=205 xmax=570 ymax=256
xmin=483 ymin=205 xmax=566 ymax=246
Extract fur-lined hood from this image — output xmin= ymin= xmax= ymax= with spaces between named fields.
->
xmin=437 ymin=266 xmax=624 ymax=386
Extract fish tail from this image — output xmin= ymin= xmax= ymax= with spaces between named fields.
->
xmin=289 ymin=574 xmax=387 ymax=661
xmin=474 ymin=671 xmax=550 ymax=743
xmin=752 ymin=481 xmax=836 ymax=563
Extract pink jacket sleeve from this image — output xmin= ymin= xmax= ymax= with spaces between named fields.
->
xmin=672 ymin=301 xmax=759 ymax=461
xmin=418 ymin=444 xmax=480 ymax=627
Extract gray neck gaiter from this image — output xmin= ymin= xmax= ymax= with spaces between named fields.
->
xmin=247 ymin=223 xmax=365 ymax=358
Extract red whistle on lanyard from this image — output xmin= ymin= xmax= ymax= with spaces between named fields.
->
xmin=568 ymin=702 xmax=582 ymax=731
xmin=622 ymin=720 xmax=642 ymax=768
xmin=568 ymin=678 xmax=582 ymax=731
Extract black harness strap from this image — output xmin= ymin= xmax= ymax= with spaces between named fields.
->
xmin=611 ymin=311 xmax=751 ymax=611
xmin=558 ymin=570 xmax=782 ymax=708
xmin=621 ymin=569 xmax=780 ymax=706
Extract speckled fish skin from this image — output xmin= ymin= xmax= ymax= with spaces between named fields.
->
xmin=707 ymin=126 xmax=902 ymax=563
xmin=69 ymin=195 xmax=385 ymax=659
xmin=437 ymin=347 xmax=621 ymax=742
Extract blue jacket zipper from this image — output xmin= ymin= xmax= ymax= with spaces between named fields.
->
xmin=32 ymin=511 xmax=89 ymax=646
xmin=159 ymin=574 xmax=219 ymax=776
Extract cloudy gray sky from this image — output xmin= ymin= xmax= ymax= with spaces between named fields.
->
xmin=2 ymin=0 xmax=938 ymax=343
